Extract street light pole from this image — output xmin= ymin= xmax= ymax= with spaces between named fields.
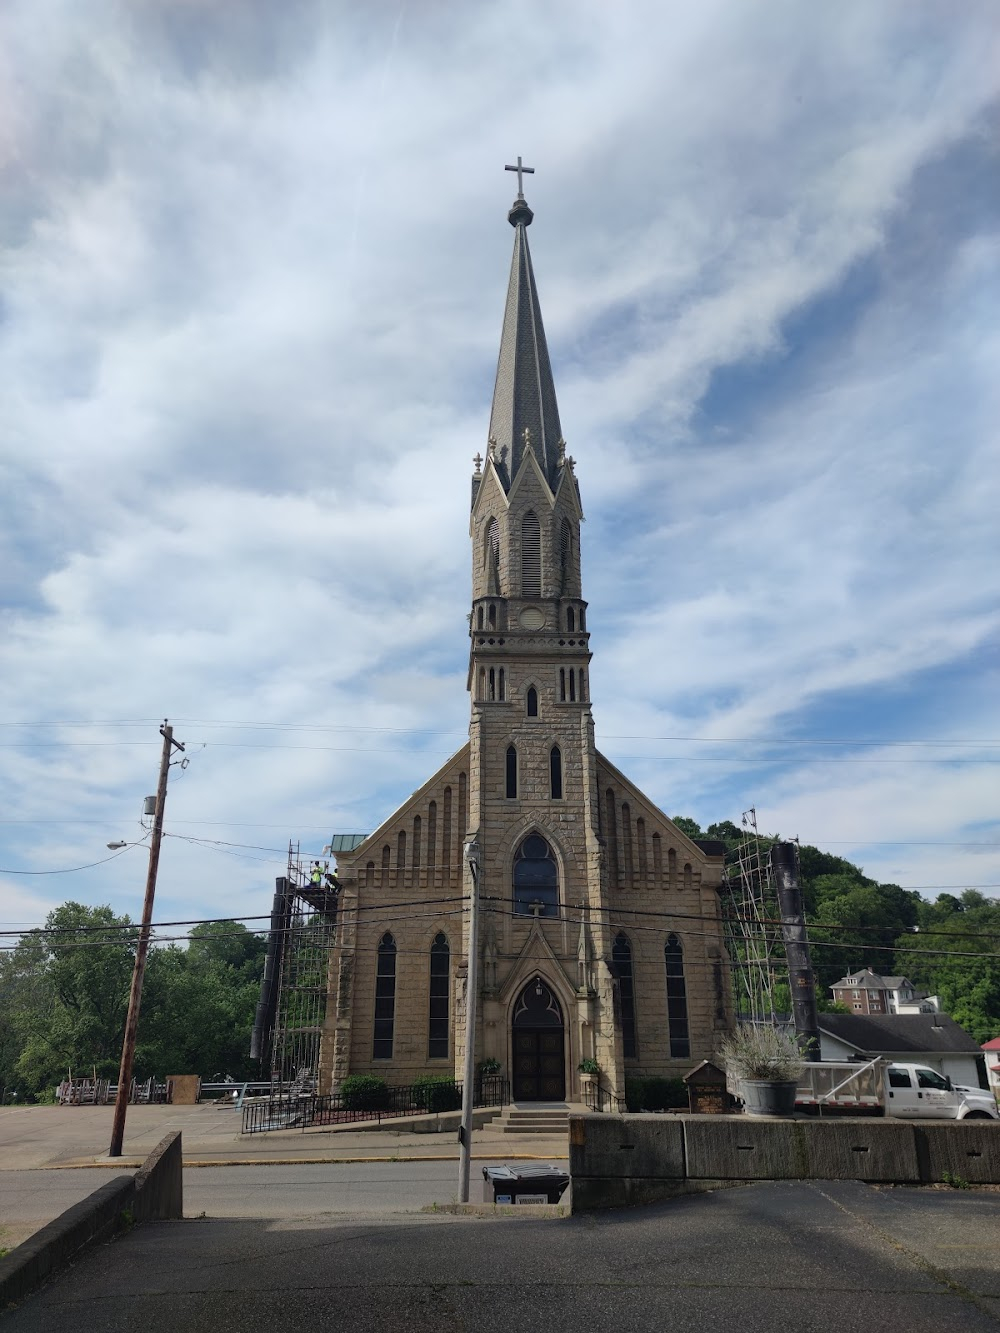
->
xmin=457 ymin=838 xmax=481 ymax=1202
xmin=109 ymin=719 xmax=184 ymax=1158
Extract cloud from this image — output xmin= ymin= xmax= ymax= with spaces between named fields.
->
xmin=1 ymin=0 xmax=998 ymax=935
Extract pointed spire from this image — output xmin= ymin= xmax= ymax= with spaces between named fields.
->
xmin=487 ymin=165 xmax=563 ymax=492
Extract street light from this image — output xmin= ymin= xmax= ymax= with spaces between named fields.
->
xmin=457 ymin=837 xmax=481 ymax=1203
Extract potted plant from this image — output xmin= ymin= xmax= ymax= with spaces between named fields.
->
xmin=578 ymin=1058 xmax=601 ymax=1086
xmin=476 ymin=1057 xmax=503 ymax=1098
xmin=718 ymin=1025 xmax=804 ymax=1117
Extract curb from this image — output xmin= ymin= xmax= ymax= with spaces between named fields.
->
xmin=38 ymin=1153 xmax=570 ymax=1170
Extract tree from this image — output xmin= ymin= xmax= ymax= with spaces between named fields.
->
xmin=11 ymin=903 xmax=136 ymax=1095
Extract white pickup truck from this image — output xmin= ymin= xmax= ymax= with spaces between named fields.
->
xmin=794 ymin=1059 xmax=999 ymax=1120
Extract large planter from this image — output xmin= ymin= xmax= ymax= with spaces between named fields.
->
xmin=740 ymin=1078 xmax=797 ymax=1117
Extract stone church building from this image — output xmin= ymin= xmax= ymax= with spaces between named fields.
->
xmin=319 ymin=180 xmax=732 ymax=1103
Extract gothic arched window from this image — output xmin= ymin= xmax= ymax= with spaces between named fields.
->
xmin=567 ymin=606 xmax=575 ymax=632
xmin=373 ymin=933 xmax=397 ymax=1059
xmin=613 ymin=933 xmax=637 ymax=1058
xmin=521 ymin=511 xmax=541 ymax=597
xmin=428 ymin=932 xmax=450 ymax=1058
xmin=550 ymin=745 xmax=562 ymax=800
xmin=513 ymin=833 xmax=558 ymax=918
xmin=664 ymin=934 xmax=690 ymax=1058
xmin=505 ymin=745 xmax=518 ymax=799
xmin=526 ymin=686 xmax=538 ymax=718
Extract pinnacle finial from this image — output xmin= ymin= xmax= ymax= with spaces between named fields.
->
xmin=473 ymin=452 xmax=483 ymax=475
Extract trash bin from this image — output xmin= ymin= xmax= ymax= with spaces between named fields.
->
xmin=482 ymin=1164 xmax=570 ymax=1204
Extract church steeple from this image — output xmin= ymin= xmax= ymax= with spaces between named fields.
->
xmin=487 ymin=160 xmax=564 ymax=492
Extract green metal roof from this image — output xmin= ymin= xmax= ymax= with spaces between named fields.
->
xmin=324 ymin=833 xmax=369 ymax=853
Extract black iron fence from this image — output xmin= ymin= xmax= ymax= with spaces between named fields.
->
xmin=242 ymin=1075 xmax=510 ymax=1135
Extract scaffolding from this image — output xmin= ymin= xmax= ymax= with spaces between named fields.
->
xmin=722 ymin=807 xmax=785 ymax=1025
xmin=252 ymin=843 xmax=338 ymax=1092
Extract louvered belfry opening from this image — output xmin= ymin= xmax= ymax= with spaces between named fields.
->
xmin=521 ymin=511 xmax=541 ymax=596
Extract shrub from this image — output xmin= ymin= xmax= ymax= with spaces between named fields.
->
xmin=339 ymin=1074 xmax=391 ymax=1111
xmin=624 ymin=1076 xmax=687 ymax=1112
xmin=411 ymin=1075 xmax=462 ymax=1112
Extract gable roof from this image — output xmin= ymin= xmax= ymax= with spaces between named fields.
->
xmin=819 ymin=1013 xmax=982 ymax=1055
xmin=832 ymin=969 xmax=886 ymax=989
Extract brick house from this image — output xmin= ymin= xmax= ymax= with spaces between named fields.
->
xmin=318 ymin=182 xmax=733 ymax=1103
xmin=831 ymin=969 xmax=940 ymax=1016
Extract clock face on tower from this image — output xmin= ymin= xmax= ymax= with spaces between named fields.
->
xmin=519 ymin=607 xmax=545 ymax=630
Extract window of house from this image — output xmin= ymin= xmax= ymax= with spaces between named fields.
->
xmin=613 ymin=933 xmax=637 ymax=1058
xmin=428 ymin=933 xmax=450 ymax=1058
xmin=526 ymin=686 xmax=538 ymax=717
xmin=513 ymin=833 xmax=558 ymax=917
xmin=505 ymin=745 xmax=518 ymax=799
xmin=373 ymin=933 xmax=397 ymax=1059
xmin=550 ymin=746 xmax=562 ymax=799
xmin=664 ymin=934 xmax=690 ymax=1058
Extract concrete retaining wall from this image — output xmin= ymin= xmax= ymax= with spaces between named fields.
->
xmin=0 ymin=1130 xmax=184 ymax=1311
xmin=570 ymin=1114 xmax=1000 ymax=1211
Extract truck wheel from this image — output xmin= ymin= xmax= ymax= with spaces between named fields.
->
xmin=963 ymin=1111 xmax=992 ymax=1119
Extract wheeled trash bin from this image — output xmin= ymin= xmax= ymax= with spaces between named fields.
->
xmin=482 ymin=1164 xmax=570 ymax=1204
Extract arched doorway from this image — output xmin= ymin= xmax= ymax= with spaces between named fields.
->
xmin=512 ymin=976 xmax=565 ymax=1102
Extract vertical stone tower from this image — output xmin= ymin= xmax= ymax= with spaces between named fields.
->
xmin=320 ymin=174 xmax=731 ymax=1104
xmin=465 ymin=178 xmax=621 ymax=1100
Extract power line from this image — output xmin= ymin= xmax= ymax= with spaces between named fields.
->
xmin=0 ymin=845 xmax=143 ymax=875
xmin=1 ymin=718 xmax=997 ymax=746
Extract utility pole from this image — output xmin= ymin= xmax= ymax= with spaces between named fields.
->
xmin=109 ymin=719 xmax=185 ymax=1157
xmin=457 ymin=838 xmax=481 ymax=1203
xmin=771 ymin=841 xmax=821 ymax=1061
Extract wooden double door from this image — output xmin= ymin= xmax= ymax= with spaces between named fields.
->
xmin=511 ymin=978 xmax=565 ymax=1102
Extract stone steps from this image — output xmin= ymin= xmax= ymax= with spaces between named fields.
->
xmin=498 ymin=1104 xmax=575 ymax=1135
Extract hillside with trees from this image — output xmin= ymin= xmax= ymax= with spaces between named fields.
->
xmin=677 ymin=817 xmax=1000 ymax=1042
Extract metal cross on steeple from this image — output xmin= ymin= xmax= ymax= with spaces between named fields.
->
xmin=505 ymin=156 xmax=534 ymax=198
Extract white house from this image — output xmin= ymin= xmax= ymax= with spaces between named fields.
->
xmin=819 ymin=1013 xmax=985 ymax=1089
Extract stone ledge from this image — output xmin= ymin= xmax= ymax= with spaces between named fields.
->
xmin=0 ymin=1131 xmax=183 ymax=1312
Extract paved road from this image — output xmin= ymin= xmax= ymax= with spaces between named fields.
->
xmin=4 ymin=1181 xmax=1000 ymax=1331
xmin=0 ymin=1160 xmax=549 ymax=1232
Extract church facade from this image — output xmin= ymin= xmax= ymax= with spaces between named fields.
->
xmin=319 ymin=181 xmax=732 ymax=1103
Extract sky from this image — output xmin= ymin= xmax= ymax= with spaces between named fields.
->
xmin=1 ymin=0 xmax=998 ymax=946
